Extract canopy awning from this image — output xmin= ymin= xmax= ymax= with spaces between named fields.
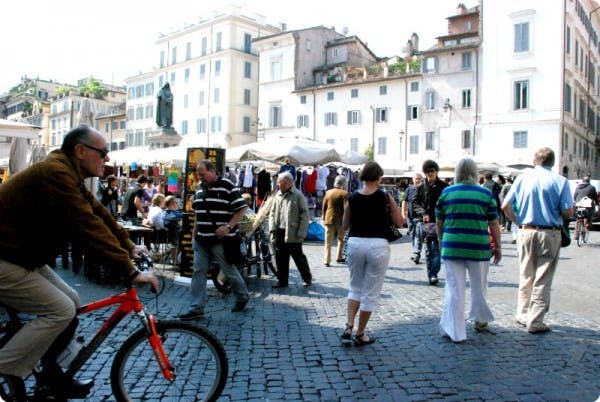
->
xmin=0 ymin=119 xmax=41 ymax=139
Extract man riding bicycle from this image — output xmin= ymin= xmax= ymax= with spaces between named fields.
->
xmin=0 ymin=125 xmax=158 ymax=401
xmin=573 ymin=176 xmax=598 ymax=228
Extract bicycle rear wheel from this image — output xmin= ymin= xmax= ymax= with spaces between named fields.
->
xmin=576 ymin=220 xmax=583 ymax=247
xmin=583 ymin=222 xmax=590 ymax=243
xmin=111 ymin=321 xmax=228 ymax=402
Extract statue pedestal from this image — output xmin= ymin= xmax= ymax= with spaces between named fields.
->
xmin=148 ymin=127 xmax=182 ymax=149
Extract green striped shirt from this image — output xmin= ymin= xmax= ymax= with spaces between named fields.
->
xmin=435 ymin=184 xmax=498 ymax=261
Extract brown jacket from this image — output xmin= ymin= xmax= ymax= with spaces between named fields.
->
xmin=322 ymin=187 xmax=348 ymax=226
xmin=0 ymin=150 xmax=137 ymax=275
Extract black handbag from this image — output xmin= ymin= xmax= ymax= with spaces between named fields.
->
xmin=383 ymin=191 xmax=402 ymax=243
xmin=222 ymin=234 xmax=244 ymax=265
xmin=560 ymin=223 xmax=571 ymax=248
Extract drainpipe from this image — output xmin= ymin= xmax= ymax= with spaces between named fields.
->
xmin=312 ymin=90 xmax=316 ymax=141
xmin=473 ymin=47 xmax=479 ymax=157
xmin=561 ymin=0 xmax=567 ymax=176
xmin=401 ymin=76 xmax=409 ymax=162
xmin=585 ymin=4 xmax=600 ymax=176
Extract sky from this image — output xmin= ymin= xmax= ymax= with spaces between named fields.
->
xmin=0 ymin=0 xmax=477 ymax=94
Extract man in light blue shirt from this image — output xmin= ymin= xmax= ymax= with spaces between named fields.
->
xmin=502 ymin=147 xmax=573 ymax=334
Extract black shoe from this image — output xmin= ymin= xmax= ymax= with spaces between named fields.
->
xmin=429 ymin=276 xmax=439 ymax=285
xmin=34 ymin=368 xmax=94 ymax=400
xmin=272 ymin=283 xmax=288 ymax=289
xmin=353 ymin=333 xmax=376 ymax=347
xmin=231 ymin=299 xmax=248 ymax=312
xmin=0 ymin=374 xmax=27 ymax=402
xmin=336 ymin=258 xmax=346 ymax=263
xmin=178 ymin=310 xmax=206 ymax=320
xmin=302 ymin=281 xmax=312 ymax=288
xmin=324 ymin=263 xmax=330 ymax=267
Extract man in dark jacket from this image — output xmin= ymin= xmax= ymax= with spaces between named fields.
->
xmin=573 ymin=176 xmax=598 ymax=224
xmin=412 ymin=160 xmax=448 ymax=285
xmin=120 ymin=174 xmax=147 ymax=225
xmin=0 ymin=125 xmax=157 ymax=400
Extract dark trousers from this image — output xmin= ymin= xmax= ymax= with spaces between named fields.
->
xmin=274 ymin=229 xmax=312 ymax=285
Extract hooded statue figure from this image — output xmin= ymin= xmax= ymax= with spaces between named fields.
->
xmin=156 ymin=83 xmax=173 ymax=128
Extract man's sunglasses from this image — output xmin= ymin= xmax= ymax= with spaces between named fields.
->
xmin=81 ymin=143 xmax=109 ymax=158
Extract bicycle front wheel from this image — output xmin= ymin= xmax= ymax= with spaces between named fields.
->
xmin=111 ymin=321 xmax=228 ymax=402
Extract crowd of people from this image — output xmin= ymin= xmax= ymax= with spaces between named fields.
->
xmin=0 ymin=122 xmax=590 ymax=399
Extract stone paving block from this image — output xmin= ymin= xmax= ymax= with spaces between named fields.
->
xmin=50 ymin=234 xmax=600 ymax=401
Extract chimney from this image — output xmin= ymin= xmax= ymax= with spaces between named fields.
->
xmin=411 ymin=33 xmax=419 ymax=53
xmin=457 ymin=3 xmax=467 ymax=14
xmin=280 ymin=22 xmax=287 ymax=31
xmin=406 ymin=39 xmax=414 ymax=57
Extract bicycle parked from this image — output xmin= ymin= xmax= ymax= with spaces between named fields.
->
xmin=574 ymin=197 xmax=594 ymax=246
xmin=0 ymin=257 xmax=228 ymax=402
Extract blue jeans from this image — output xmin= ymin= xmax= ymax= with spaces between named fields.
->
xmin=425 ymin=236 xmax=441 ymax=279
xmin=190 ymin=239 xmax=249 ymax=313
xmin=412 ymin=220 xmax=424 ymax=257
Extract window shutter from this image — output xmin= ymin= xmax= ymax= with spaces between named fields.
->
xmin=376 ymin=108 xmax=381 ymax=123
xmin=522 ymin=23 xmax=529 ymax=51
xmin=333 ymin=113 xmax=337 ymax=126
xmin=347 ymin=111 xmax=352 ymax=124
xmin=357 ymin=111 xmax=361 ymax=124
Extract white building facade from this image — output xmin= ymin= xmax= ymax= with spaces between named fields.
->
xmin=146 ymin=7 xmax=280 ymax=149
xmin=124 ymin=72 xmax=155 ymax=149
xmin=420 ymin=4 xmax=479 ymax=168
xmin=479 ymin=0 xmax=600 ymax=177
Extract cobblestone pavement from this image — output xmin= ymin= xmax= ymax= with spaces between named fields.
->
xmin=53 ymin=230 xmax=600 ymax=401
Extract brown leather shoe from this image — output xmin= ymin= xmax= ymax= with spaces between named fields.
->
xmin=528 ymin=324 xmax=551 ymax=334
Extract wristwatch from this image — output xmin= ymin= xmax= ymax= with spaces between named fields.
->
xmin=226 ymin=224 xmax=232 ymax=230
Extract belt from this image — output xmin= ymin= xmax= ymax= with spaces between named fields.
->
xmin=520 ymin=225 xmax=561 ymax=230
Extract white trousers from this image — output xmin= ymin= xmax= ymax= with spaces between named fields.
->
xmin=346 ymin=237 xmax=389 ymax=312
xmin=438 ymin=259 xmax=494 ymax=342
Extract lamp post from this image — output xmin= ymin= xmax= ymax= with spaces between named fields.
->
xmin=398 ymin=130 xmax=405 ymax=162
xmin=586 ymin=5 xmax=600 ymax=176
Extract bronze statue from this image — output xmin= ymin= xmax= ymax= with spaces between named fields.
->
xmin=156 ymin=83 xmax=173 ymax=128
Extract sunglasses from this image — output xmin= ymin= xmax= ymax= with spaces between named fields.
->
xmin=81 ymin=143 xmax=109 ymax=158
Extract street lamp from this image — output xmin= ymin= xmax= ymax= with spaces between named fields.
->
xmin=398 ymin=130 xmax=405 ymax=162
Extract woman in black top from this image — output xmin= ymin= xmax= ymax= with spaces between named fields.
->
xmin=341 ymin=162 xmax=403 ymax=346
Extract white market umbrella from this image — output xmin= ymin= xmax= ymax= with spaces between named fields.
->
xmin=8 ymin=137 xmax=29 ymax=174
xmin=226 ymin=138 xmax=349 ymax=165
xmin=77 ymin=98 xmax=95 ymax=126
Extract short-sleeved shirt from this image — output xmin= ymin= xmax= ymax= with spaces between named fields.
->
xmin=121 ymin=184 xmax=144 ymax=219
xmin=435 ymin=184 xmax=498 ymax=261
xmin=192 ymin=176 xmax=246 ymax=241
xmin=503 ymin=166 xmax=573 ymax=227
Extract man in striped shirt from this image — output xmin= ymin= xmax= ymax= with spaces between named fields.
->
xmin=179 ymin=159 xmax=250 ymax=320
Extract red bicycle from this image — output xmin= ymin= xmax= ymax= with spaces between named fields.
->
xmin=0 ymin=259 xmax=228 ymax=401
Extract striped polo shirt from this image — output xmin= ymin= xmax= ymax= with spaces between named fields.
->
xmin=192 ymin=176 xmax=246 ymax=241
xmin=435 ymin=184 xmax=498 ymax=261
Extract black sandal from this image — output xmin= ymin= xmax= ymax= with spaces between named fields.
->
xmin=353 ymin=333 xmax=376 ymax=347
xmin=341 ymin=323 xmax=353 ymax=343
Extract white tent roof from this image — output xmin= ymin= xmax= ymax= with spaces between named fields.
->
xmin=0 ymin=119 xmax=41 ymax=139
xmin=108 ymin=145 xmax=187 ymax=167
xmin=226 ymin=138 xmax=368 ymax=165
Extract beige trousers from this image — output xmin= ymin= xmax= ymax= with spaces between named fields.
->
xmin=515 ymin=228 xmax=561 ymax=330
xmin=324 ymin=223 xmax=345 ymax=264
xmin=0 ymin=260 xmax=79 ymax=377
